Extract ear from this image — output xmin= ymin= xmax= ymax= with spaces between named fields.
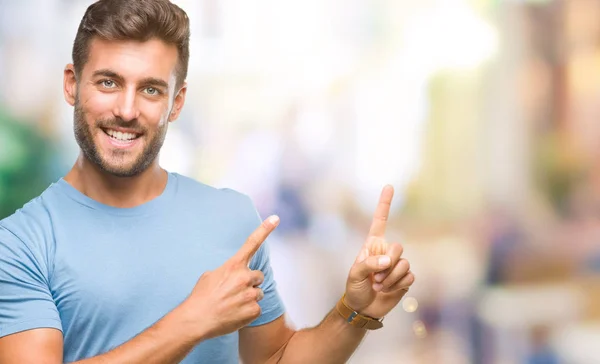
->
xmin=168 ymin=82 xmax=187 ymax=122
xmin=63 ymin=64 xmax=77 ymax=106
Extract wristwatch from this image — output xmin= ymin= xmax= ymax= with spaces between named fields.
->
xmin=335 ymin=294 xmax=383 ymax=330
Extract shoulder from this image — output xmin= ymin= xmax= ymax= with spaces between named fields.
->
xmin=0 ymin=184 xmax=60 ymax=252
xmin=171 ymin=173 xmax=263 ymax=245
xmin=172 ymin=173 xmax=256 ymax=213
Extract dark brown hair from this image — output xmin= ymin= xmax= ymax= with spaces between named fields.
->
xmin=72 ymin=0 xmax=190 ymax=89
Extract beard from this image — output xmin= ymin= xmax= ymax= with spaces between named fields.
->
xmin=73 ymin=97 xmax=168 ymax=178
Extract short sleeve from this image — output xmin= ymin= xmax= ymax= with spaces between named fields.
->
xmin=244 ymin=199 xmax=286 ymax=327
xmin=0 ymin=225 xmax=62 ymax=338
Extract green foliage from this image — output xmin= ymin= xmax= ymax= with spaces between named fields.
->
xmin=0 ymin=108 xmax=57 ymax=219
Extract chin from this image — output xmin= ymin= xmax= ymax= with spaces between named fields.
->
xmin=104 ymin=167 xmax=141 ymax=178
xmin=104 ymin=154 xmax=159 ymax=178
xmin=96 ymin=157 xmax=145 ymax=178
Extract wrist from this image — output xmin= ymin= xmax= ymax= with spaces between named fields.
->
xmin=341 ymin=295 xmax=365 ymax=315
xmin=170 ymin=300 xmax=212 ymax=343
xmin=335 ymin=294 xmax=383 ymax=330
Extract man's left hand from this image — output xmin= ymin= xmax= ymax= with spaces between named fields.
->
xmin=344 ymin=185 xmax=415 ymax=319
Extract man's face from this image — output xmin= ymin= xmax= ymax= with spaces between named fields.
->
xmin=66 ymin=38 xmax=184 ymax=177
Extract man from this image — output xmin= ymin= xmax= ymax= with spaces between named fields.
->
xmin=0 ymin=0 xmax=415 ymax=363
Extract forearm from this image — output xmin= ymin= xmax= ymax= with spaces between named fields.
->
xmin=277 ymin=309 xmax=367 ymax=364
xmin=73 ymin=305 xmax=202 ymax=364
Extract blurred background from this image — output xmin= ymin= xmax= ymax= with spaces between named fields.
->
xmin=1 ymin=0 xmax=600 ymax=362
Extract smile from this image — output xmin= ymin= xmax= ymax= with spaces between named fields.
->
xmin=102 ymin=128 xmax=141 ymax=142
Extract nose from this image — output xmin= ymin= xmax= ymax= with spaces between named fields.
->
xmin=113 ymin=87 xmax=140 ymax=122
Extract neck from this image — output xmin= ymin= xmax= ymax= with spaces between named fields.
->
xmin=64 ymin=153 xmax=168 ymax=208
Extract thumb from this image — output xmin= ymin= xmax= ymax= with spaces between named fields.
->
xmin=349 ymin=255 xmax=391 ymax=282
xmin=355 ymin=247 xmax=369 ymax=264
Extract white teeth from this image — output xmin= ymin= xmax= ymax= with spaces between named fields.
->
xmin=106 ymin=129 xmax=137 ymax=141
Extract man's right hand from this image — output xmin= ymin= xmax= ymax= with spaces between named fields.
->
xmin=179 ymin=215 xmax=280 ymax=341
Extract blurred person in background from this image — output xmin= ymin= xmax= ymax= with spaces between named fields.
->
xmin=0 ymin=1 xmax=414 ymax=363
xmin=526 ymin=326 xmax=559 ymax=364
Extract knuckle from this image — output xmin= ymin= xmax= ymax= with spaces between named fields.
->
xmin=382 ymin=273 xmax=396 ymax=287
xmin=231 ymin=256 xmax=245 ymax=267
xmin=247 ymin=236 xmax=259 ymax=247
xmin=254 ymin=271 xmax=265 ymax=285
xmin=199 ymin=270 xmax=213 ymax=281
xmin=397 ymin=244 xmax=404 ymax=256
xmin=243 ymin=289 xmax=257 ymax=302
xmin=223 ymin=260 xmax=237 ymax=271
xmin=360 ymin=258 xmax=373 ymax=272
xmin=250 ymin=303 xmax=262 ymax=318
xmin=406 ymin=272 xmax=415 ymax=285
xmin=348 ymin=264 xmax=359 ymax=279
xmin=390 ymin=243 xmax=404 ymax=256
xmin=237 ymin=273 xmax=251 ymax=288
xmin=400 ymin=259 xmax=410 ymax=272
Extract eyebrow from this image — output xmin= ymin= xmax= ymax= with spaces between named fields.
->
xmin=92 ymin=69 xmax=169 ymax=90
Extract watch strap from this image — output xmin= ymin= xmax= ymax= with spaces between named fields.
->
xmin=335 ymin=294 xmax=383 ymax=330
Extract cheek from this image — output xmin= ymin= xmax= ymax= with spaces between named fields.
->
xmin=139 ymin=100 xmax=171 ymax=126
xmin=80 ymin=91 xmax=118 ymax=121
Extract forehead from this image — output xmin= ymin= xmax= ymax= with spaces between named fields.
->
xmin=84 ymin=37 xmax=178 ymax=84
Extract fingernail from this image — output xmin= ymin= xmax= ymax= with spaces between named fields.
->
xmin=373 ymin=283 xmax=384 ymax=291
xmin=268 ymin=215 xmax=280 ymax=226
xmin=374 ymin=273 xmax=385 ymax=282
xmin=378 ymin=256 xmax=391 ymax=267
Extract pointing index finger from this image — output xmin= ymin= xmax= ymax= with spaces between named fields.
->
xmin=368 ymin=185 xmax=394 ymax=238
xmin=234 ymin=215 xmax=280 ymax=265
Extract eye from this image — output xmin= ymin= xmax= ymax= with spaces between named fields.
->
xmin=144 ymin=87 xmax=161 ymax=96
xmin=100 ymin=79 xmax=116 ymax=88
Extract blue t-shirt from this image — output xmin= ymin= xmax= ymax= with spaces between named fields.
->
xmin=0 ymin=172 xmax=285 ymax=363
